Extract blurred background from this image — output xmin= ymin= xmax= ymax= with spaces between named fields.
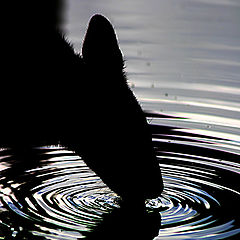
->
xmin=63 ymin=0 xmax=240 ymax=140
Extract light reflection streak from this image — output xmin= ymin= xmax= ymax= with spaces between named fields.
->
xmin=0 ymin=131 xmax=240 ymax=239
xmin=140 ymin=97 xmax=240 ymax=115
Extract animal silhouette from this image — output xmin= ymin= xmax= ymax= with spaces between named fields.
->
xmin=1 ymin=0 xmax=163 ymax=202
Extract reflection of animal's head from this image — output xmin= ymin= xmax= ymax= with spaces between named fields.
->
xmin=4 ymin=0 xmax=64 ymax=29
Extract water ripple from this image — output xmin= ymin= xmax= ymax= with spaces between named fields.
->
xmin=0 ymin=115 xmax=240 ymax=239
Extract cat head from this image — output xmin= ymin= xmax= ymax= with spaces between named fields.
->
xmin=4 ymin=0 xmax=64 ymax=29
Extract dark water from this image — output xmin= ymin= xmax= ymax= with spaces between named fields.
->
xmin=0 ymin=113 xmax=239 ymax=239
xmin=1 ymin=0 xmax=240 ymax=239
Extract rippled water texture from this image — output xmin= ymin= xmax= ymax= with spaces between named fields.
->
xmin=1 ymin=0 xmax=240 ymax=239
xmin=0 ymin=113 xmax=239 ymax=239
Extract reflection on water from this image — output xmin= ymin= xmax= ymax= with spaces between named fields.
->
xmin=0 ymin=114 xmax=240 ymax=239
xmin=1 ymin=0 xmax=240 ymax=239
xmin=64 ymin=0 xmax=240 ymax=150
xmin=0 ymin=146 xmax=161 ymax=239
xmin=65 ymin=0 xmax=240 ymax=125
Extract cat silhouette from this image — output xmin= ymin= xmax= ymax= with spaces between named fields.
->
xmin=1 ymin=1 xmax=163 ymax=202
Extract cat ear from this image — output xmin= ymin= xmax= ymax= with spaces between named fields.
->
xmin=82 ymin=14 xmax=124 ymax=69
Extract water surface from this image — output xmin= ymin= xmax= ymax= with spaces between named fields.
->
xmin=1 ymin=0 xmax=240 ymax=239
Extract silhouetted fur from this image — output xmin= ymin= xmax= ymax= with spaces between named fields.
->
xmin=1 ymin=1 xmax=163 ymax=201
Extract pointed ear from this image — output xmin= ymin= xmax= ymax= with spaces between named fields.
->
xmin=82 ymin=14 xmax=124 ymax=69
